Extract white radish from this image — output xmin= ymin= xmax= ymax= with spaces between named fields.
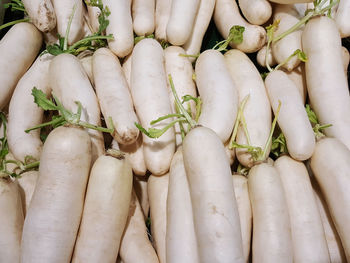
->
xmin=283 ymin=64 xmax=307 ymax=103
xmin=214 ymin=0 xmax=267 ymax=53
xmin=0 ymin=177 xmax=23 ymax=263
xmin=49 ymin=53 xmax=105 ymax=162
xmin=0 ymin=22 xmax=42 ymax=110
xmin=21 ymin=126 xmax=91 ymax=263
xmin=119 ymin=191 xmax=159 ymax=263
xmin=268 ymin=0 xmax=313 ymax=4
xmin=155 ymin=0 xmax=172 ymax=41
xmin=72 ymin=153 xmax=133 ymax=263
xmin=310 ymin=138 xmax=350 ymax=261
xmin=22 ymin=0 xmax=56 ymax=32
xmin=341 ymin=46 xmax=350 ymax=75
xmin=302 ymin=16 xmax=350 ymax=150
xmin=164 ymin=46 xmax=197 ymax=146
xmin=232 ymin=174 xmax=252 ymax=263
xmin=312 ymin=176 xmax=347 ymax=263
xmin=265 ymin=70 xmax=315 ymax=161
xmin=93 ymin=47 xmax=139 ymax=145
xmin=183 ymin=126 xmax=244 ymax=263
xmin=335 ymin=0 xmax=350 ymax=38
xmin=43 ymin=27 xmax=59 ymax=45
xmin=225 ymin=139 xmax=235 ymax=165
xmin=248 ymin=162 xmax=293 ymax=263
xmin=85 ymin=1 xmax=100 ymax=33
xmin=7 ymin=54 xmax=52 ymax=162
xmin=166 ymin=147 xmax=199 ymax=263
xmin=132 ymin=0 xmax=155 ymax=36
xmin=166 ymin=0 xmax=200 ymax=45
xmin=133 ymin=177 xmax=149 ymax=218
xmin=131 ymin=38 xmax=175 ymax=175
xmin=257 ymin=44 xmax=277 ymax=68
xmin=182 ymin=0 xmax=215 ymax=61
xmin=195 ymin=49 xmax=238 ymax=143
xmin=224 ymin=49 xmax=271 ymax=167
xmin=275 ymin=156 xmax=330 ymax=262
xmin=104 ymin=0 xmax=134 ymax=58
xmin=17 ymin=171 xmax=39 ymax=217
xmin=118 ymin=137 xmax=147 ymax=176
xmin=148 ymin=173 xmax=169 ymax=263
xmin=122 ymin=52 xmax=133 ymax=88
xmin=238 ymin=0 xmax=272 ymax=25
xmin=79 ymin=55 xmax=94 ymax=85
xmin=52 ymin=0 xmax=84 ymax=45
xmin=272 ymin=4 xmax=303 ymax=71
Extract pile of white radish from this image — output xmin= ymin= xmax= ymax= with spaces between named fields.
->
xmin=0 ymin=0 xmax=350 ymax=262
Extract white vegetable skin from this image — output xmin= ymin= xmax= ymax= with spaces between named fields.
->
xmin=248 ymin=162 xmax=293 ymax=263
xmin=105 ymin=0 xmax=133 ymax=58
xmin=238 ymin=0 xmax=272 ymax=25
xmin=148 ymin=173 xmax=169 ymax=263
xmin=166 ymin=0 xmax=200 ymax=45
xmin=164 ymin=46 xmax=197 ymax=146
xmin=72 ymin=154 xmax=133 ymax=263
xmin=275 ymin=156 xmax=330 ymax=262
xmin=86 ymin=1 xmax=100 ymax=33
xmin=132 ymin=0 xmax=155 ymax=36
xmin=118 ymin=137 xmax=147 ymax=176
xmin=52 ymin=0 xmax=84 ymax=45
xmin=272 ymin=4 xmax=303 ymax=71
xmin=214 ymin=0 xmax=266 ymax=53
xmin=341 ymin=46 xmax=350 ymax=75
xmin=21 ymin=126 xmax=91 ymax=263
xmin=43 ymin=27 xmax=59 ymax=45
xmin=0 ymin=178 xmax=23 ymax=263
xmin=195 ymin=50 xmax=238 ymax=143
xmin=183 ymin=126 xmax=244 ymax=263
xmin=283 ymin=64 xmax=307 ymax=103
xmin=122 ymin=52 xmax=133 ymax=88
xmin=312 ymin=177 xmax=347 ymax=263
xmin=224 ymin=139 xmax=235 ymax=165
xmin=133 ymin=177 xmax=149 ymax=218
xmin=232 ymin=174 xmax=252 ymax=263
xmin=79 ymin=55 xmax=94 ymax=85
xmin=93 ymin=48 xmax=139 ymax=145
xmin=310 ymin=138 xmax=350 ymax=261
xmin=49 ymin=53 xmax=105 ymax=162
xmin=256 ymin=45 xmax=277 ymax=68
xmin=302 ymin=16 xmax=350 ymax=150
xmin=182 ymin=0 xmax=215 ymax=62
xmin=155 ymin=0 xmax=172 ymax=41
xmin=17 ymin=171 xmax=39 ymax=217
xmin=268 ymin=0 xmax=312 ymax=4
xmin=335 ymin=0 xmax=350 ymax=38
xmin=166 ymin=148 xmax=199 ymax=263
xmin=130 ymin=39 xmax=175 ymax=175
xmin=265 ymin=70 xmax=315 ymax=161
xmin=7 ymin=54 xmax=52 ymax=162
xmin=224 ymin=49 xmax=271 ymax=167
xmin=119 ymin=191 xmax=159 ymax=263
xmin=0 ymin=22 xmax=42 ymax=110
xmin=22 ymin=0 xmax=56 ymax=32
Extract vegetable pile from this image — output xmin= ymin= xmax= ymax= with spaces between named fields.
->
xmin=0 ymin=0 xmax=350 ymax=262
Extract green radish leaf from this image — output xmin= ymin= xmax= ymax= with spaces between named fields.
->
xmin=271 ymin=131 xmax=288 ymax=157
xmin=229 ymin=25 xmax=245 ymax=45
xmin=305 ymin=104 xmax=318 ymax=125
xmin=32 ymin=87 xmax=58 ymax=111
xmin=296 ymin=49 xmax=308 ymax=62
xmin=134 ymin=34 xmax=155 ymax=45
xmin=0 ymin=112 xmax=9 ymax=161
xmin=45 ymin=44 xmax=65 ymax=56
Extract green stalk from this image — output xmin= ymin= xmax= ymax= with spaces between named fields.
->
xmin=0 ymin=17 xmax=29 ymax=30
xmin=78 ymin=121 xmax=114 ymax=134
xmin=68 ymin=35 xmax=114 ymax=51
xmin=260 ymin=100 xmax=282 ymax=161
xmin=64 ymin=3 xmax=77 ymax=51
xmin=168 ymin=74 xmax=197 ymax=128
xmin=25 ymin=116 xmax=65 ymax=133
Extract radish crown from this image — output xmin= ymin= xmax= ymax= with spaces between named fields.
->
xmin=43 ymin=0 xmax=114 ymax=56
xmin=0 ymin=112 xmax=39 ymax=178
xmin=135 ymin=74 xmax=200 ymax=140
xmin=212 ymin=25 xmax=245 ymax=52
xmin=26 ymin=87 xmax=115 ymax=135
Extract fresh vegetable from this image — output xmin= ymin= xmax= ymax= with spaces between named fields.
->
xmin=237 ymin=0 xmax=272 ymax=25
xmin=166 ymin=147 xmax=199 ymax=263
xmin=72 ymin=150 xmax=133 ymax=263
xmin=148 ymin=173 xmax=169 ymax=263
xmin=0 ymin=22 xmax=42 ymax=110
xmin=132 ymin=0 xmax=155 ymax=36
xmin=22 ymin=0 xmax=56 ymax=32
xmin=21 ymin=126 xmax=91 ymax=263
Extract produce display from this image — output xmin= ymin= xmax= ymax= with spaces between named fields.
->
xmin=0 ymin=0 xmax=349 ymax=262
